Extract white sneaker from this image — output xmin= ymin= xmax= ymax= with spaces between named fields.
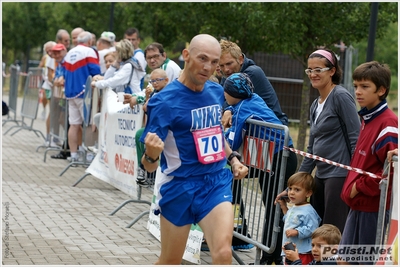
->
xmin=88 ymin=146 xmax=99 ymax=154
xmin=67 ymin=152 xmax=84 ymax=163
xmin=53 ymin=138 xmax=63 ymax=147
xmin=50 ymin=141 xmax=61 ymax=148
xmin=86 ymin=152 xmax=94 ymax=163
xmin=40 ymin=109 xmax=46 ymax=121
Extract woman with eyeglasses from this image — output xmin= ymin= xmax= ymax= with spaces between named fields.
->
xmin=277 ymin=48 xmax=360 ymax=234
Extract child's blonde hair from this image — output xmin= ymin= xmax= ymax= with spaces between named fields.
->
xmin=104 ymin=51 xmax=116 ymax=61
xmin=311 ymin=224 xmax=341 ymax=245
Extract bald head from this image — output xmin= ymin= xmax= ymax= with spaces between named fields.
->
xmin=180 ymin=34 xmax=221 ymax=91
xmin=71 ymin=27 xmax=84 ymax=47
xmin=151 ymin=68 xmax=167 ymax=78
xmin=189 ymin=34 xmax=220 ymax=54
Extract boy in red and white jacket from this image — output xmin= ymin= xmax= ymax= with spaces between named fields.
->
xmin=339 ymin=61 xmax=398 ymax=264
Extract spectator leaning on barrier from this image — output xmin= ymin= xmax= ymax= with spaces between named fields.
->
xmin=38 ymin=41 xmax=56 ymax=123
xmin=63 ymin=31 xmax=101 ymax=163
xmin=49 ymin=44 xmax=68 ymax=149
xmin=91 ymin=39 xmax=143 ymax=95
xmin=140 ymin=34 xmax=248 ymax=264
xmin=339 ymin=61 xmax=398 ymax=265
xmin=50 ymin=28 xmax=73 ymax=160
xmin=144 ymin=42 xmax=181 ymax=83
xmin=124 ymin=27 xmax=147 ymax=88
xmin=219 ymin=39 xmax=289 ymax=128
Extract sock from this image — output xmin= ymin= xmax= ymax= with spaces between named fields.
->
xmin=71 ymin=152 xmax=78 ymax=159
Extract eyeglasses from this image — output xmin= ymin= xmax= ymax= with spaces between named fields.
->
xmin=305 ymin=67 xmax=331 ymax=75
xmin=146 ymin=54 xmax=162 ymax=61
xmin=150 ymin=78 xmax=166 ymax=84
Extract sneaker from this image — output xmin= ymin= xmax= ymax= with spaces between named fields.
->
xmin=87 ymin=146 xmax=98 ymax=154
xmin=52 ymin=137 xmax=63 ymax=147
xmin=137 ymin=179 xmax=152 ymax=187
xmin=86 ymin=152 xmax=94 ymax=163
xmin=232 ymin=243 xmax=254 ymax=251
xmin=50 ymin=141 xmax=61 ymax=148
xmin=40 ymin=109 xmax=46 ymax=121
xmin=68 ymin=157 xmax=81 ymax=167
xmin=67 ymin=152 xmax=84 ymax=163
xmin=136 ymin=167 xmax=146 ymax=183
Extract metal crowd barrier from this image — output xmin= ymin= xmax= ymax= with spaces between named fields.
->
xmin=376 ymin=155 xmax=398 ymax=246
xmin=39 ymin=90 xmax=70 ymax=162
xmin=108 ymin=171 xmax=156 ymax=228
xmin=4 ymin=67 xmax=45 ymax=139
xmin=232 ymin=118 xmax=290 ymax=265
xmin=2 ymin=64 xmax=21 ymax=127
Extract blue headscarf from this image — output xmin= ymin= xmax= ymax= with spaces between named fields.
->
xmin=223 ymin=73 xmax=254 ymax=99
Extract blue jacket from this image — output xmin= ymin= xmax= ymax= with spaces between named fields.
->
xmin=225 ymin=93 xmax=293 ymax=153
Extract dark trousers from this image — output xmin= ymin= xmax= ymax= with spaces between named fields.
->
xmin=311 ymin=176 xmax=349 ymax=233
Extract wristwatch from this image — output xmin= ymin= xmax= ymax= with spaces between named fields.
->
xmin=144 ymin=153 xmax=159 ymax=164
xmin=227 ymin=151 xmax=242 ymax=164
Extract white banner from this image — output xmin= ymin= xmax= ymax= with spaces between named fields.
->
xmin=86 ymin=88 xmax=142 ymax=197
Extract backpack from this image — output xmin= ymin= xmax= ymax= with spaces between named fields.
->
xmin=124 ymin=57 xmax=143 ymax=94
xmin=133 ymin=49 xmax=145 ymax=89
xmin=2 ymin=101 xmax=9 ymax=116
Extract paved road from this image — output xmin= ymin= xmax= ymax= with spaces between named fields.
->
xmin=1 ymin=96 xmax=256 ymax=265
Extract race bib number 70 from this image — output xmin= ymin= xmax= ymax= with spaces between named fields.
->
xmin=192 ymin=126 xmax=226 ymax=164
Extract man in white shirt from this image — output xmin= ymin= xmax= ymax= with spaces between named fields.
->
xmin=144 ymin=42 xmax=181 ymax=84
xmin=124 ymin=28 xmax=147 ymax=88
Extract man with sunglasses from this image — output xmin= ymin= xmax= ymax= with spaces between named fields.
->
xmin=144 ymin=42 xmax=181 ymax=84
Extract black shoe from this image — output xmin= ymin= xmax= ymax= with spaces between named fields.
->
xmin=136 ymin=178 xmax=152 ymax=187
xmin=51 ymin=152 xmax=70 ymax=160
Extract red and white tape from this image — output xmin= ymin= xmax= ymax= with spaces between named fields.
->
xmin=284 ymin=146 xmax=383 ymax=179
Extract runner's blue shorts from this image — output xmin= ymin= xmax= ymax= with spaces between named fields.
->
xmin=158 ymin=168 xmax=233 ymax=226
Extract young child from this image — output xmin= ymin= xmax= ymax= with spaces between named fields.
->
xmin=134 ymin=68 xmax=169 ymax=186
xmin=339 ymin=61 xmax=398 ymax=264
xmin=283 ymin=224 xmax=341 ymax=265
xmin=278 ymin=172 xmax=321 ymax=265
xmin=104 ymin=51 xmax=116 ymax=75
